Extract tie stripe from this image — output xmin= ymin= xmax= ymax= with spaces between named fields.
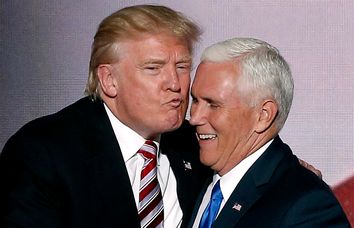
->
xmin=138 ymin=141 xmax=164 ymax=228
xmin=139 ymin=193 xmax=164 ymax=220
xmin=140 ymin=180 xmax=158 ymax=203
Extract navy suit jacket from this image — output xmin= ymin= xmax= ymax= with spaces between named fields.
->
xmin=188 ymin=136 xmax=350 ymax=227
xmin=0 ymin=97 xmax=211 ymax=228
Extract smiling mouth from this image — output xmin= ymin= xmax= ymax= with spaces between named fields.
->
xmin=196 ymin=133 xmax=217 ymax=140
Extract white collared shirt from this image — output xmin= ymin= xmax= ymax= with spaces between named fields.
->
xmin=104 ymin=104 xmax=182 ymax=227
xmin=192 ymin=140 xmax=273 ymax=228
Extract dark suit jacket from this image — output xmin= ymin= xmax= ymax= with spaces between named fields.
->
xmin=188 ymin=136 xmax=350 ymax=228
xmin=0 ymin=97 xmax=212 ymax=228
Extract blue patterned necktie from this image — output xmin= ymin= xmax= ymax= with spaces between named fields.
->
xmin=199 ymin=180 xmax=223 ymax=228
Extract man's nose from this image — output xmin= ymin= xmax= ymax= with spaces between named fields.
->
xmin=163 ymin=67 xmax=181 ymax=92
xmin=189 ymin=102 xmax=205 ymax=126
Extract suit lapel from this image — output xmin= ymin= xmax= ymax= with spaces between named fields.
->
xmin=186 ymin=177 xmax=213 ymax=228
xmin=80 ymin=102 xmax=210 ymax=226
xmin=82 ymin=98 xmax=140 ymax=226
xmin=213 ymin=136 xmax=288 ymax=228
xmin=160 ymin=121 xmax=212 ymax=227
xmin=213 ymin=173 xmax=261 ymax=227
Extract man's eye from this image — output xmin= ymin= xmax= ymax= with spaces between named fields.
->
xmin=145 ymin=66 xmax=159 ymax=70
xmin=177 ymin=64 xmax=191 ymax=71
xmin=144 ymin=65 xmax=161 ymax=74
xmin=208 ymin=103 xmax=219 ymax=109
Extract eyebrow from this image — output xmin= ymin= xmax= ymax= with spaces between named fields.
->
xmin=141 ymin=56 xmax=192 ymax=66
xmin=191 ymin=92 xmax=219 ymax=104
xmin=142 ymin=59 xmax=166 ymax=65
xmin=203 ymin=97 xmax=217 ymax=104
xmin=177 ymin=56 xmax=192 ymax=63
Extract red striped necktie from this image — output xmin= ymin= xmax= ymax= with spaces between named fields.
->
xmin=137 ymin=140 xmax=164 ymax=228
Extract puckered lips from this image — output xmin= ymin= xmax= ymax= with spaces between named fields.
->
xmin=164 ymin=96 xmax=183 ymax=108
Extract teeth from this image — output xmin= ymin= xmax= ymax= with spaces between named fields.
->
xmin=198 ymin=134 xmax=217 ymax=140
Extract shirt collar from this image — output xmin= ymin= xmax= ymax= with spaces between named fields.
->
xmin=217 ymin=139 xmax=274 ymax=201
xmin=104 ymin=104 xmax=160 ymax=162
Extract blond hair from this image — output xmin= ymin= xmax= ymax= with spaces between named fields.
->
xmin=85 ymin=5 xmax=201 ymax=98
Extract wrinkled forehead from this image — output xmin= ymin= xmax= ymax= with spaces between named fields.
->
xmin=113 ymin=27 xmax=194 ymax=54
xmin=115 ymin=33 xmax=192 ymax=62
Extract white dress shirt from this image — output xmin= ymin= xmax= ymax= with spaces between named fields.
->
xmin=192 ymin=140 xmax=273 ymax=228
xmin=104 ymin=104 xmax=182 ymax=227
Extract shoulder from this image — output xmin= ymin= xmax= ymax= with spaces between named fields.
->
xmin=160 ymin=120 xmax=198 ymax=151
xmin=7 ymin=97 xmax=99 ymax=140
xmin=0 ymin=97 xmax=103 ymax=160
xmin=160 ymin=120 xmax=210 ymax=174
xmin=279 ymin=185 xmax=350 ymax=226
xmin=267 ymin=151 xmax=349 ymax=226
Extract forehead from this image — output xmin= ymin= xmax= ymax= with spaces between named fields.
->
xmin=118 ymin=33 xmax=192 ymax=61
xmin=192 ymin=60 xmax=240 ymax=95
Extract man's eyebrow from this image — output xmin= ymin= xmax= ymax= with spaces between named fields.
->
xmin=203 ymin=97 xmax=216 ymax=104
xmin=191 ymin=93 xmax=216 ymax=104
xmin=177 ymin=56 xmax=192 ymax=63
xmin=140 ymin=55 xmax=192 ymax=65
xmin=142 ymin=59 xmax=166 ymax=65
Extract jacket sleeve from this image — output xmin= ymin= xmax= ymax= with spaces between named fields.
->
xmin=0 ymin=131 xmax=63 ymax=228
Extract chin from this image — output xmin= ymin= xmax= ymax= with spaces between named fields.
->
xmin=199 ymin=158 xmax=207 ymax=166
xmin=199 ymin=154 xmax=212 ymax=167
xmin=165 ymin=113 xmax=184 ymax=129
xmin=166 ymin=120 xmax=183 ymax=132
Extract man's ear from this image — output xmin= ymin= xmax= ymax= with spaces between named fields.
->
xmin=255 ymin=99 xmax=278 ymax=133
xmin=97 ymin=64 xmax=117 ymax=97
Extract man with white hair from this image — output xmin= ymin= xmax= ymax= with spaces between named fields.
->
xmin=188 ymin=37 xmax=349 ymax=227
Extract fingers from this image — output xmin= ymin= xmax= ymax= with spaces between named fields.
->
xmin=298 ymin=158 xmax=323 ymax=179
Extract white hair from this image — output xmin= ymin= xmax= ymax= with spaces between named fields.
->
xmin=201 ymin=38 xmax=294 ymax=130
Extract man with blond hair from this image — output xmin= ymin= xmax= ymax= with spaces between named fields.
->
xmin=0 ymin=5 xmax=211 ymax=227
xmin=0 ymin=5 xmax=325 ymax=228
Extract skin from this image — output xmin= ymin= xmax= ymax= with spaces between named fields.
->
xmin=97 ymin=33 xmax=192 ymax=140
xmin=190 ymin=60 xmax=278 ymax=176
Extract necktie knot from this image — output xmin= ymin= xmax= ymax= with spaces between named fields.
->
xmin=138 ymin=140 xmax=157 ymax=160
xmin=211 ymin=181 xmax=223 ymax=201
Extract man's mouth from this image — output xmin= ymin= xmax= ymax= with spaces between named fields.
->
xmin=197 ymin=133 xmax=217 ymax=140
xmin=170 ymin=99 xmax=182 ymax=107
xmin=165 ymin=98 xmax=183 ymax=108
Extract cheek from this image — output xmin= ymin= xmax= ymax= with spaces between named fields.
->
xmin=209 ymin=111 xmax=229 ymax=133
xmin=212 ymin=113 xmax=238 ymax=149
xmin=132 ymin=80 xmax=160 ymax=102
xmin=180 ymin=76 xmax=191 ymax=94
xmin=218 ymin=112 xmax=254 ymax=150
xmin=123 ymin=85 xmax=147 ymax=103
